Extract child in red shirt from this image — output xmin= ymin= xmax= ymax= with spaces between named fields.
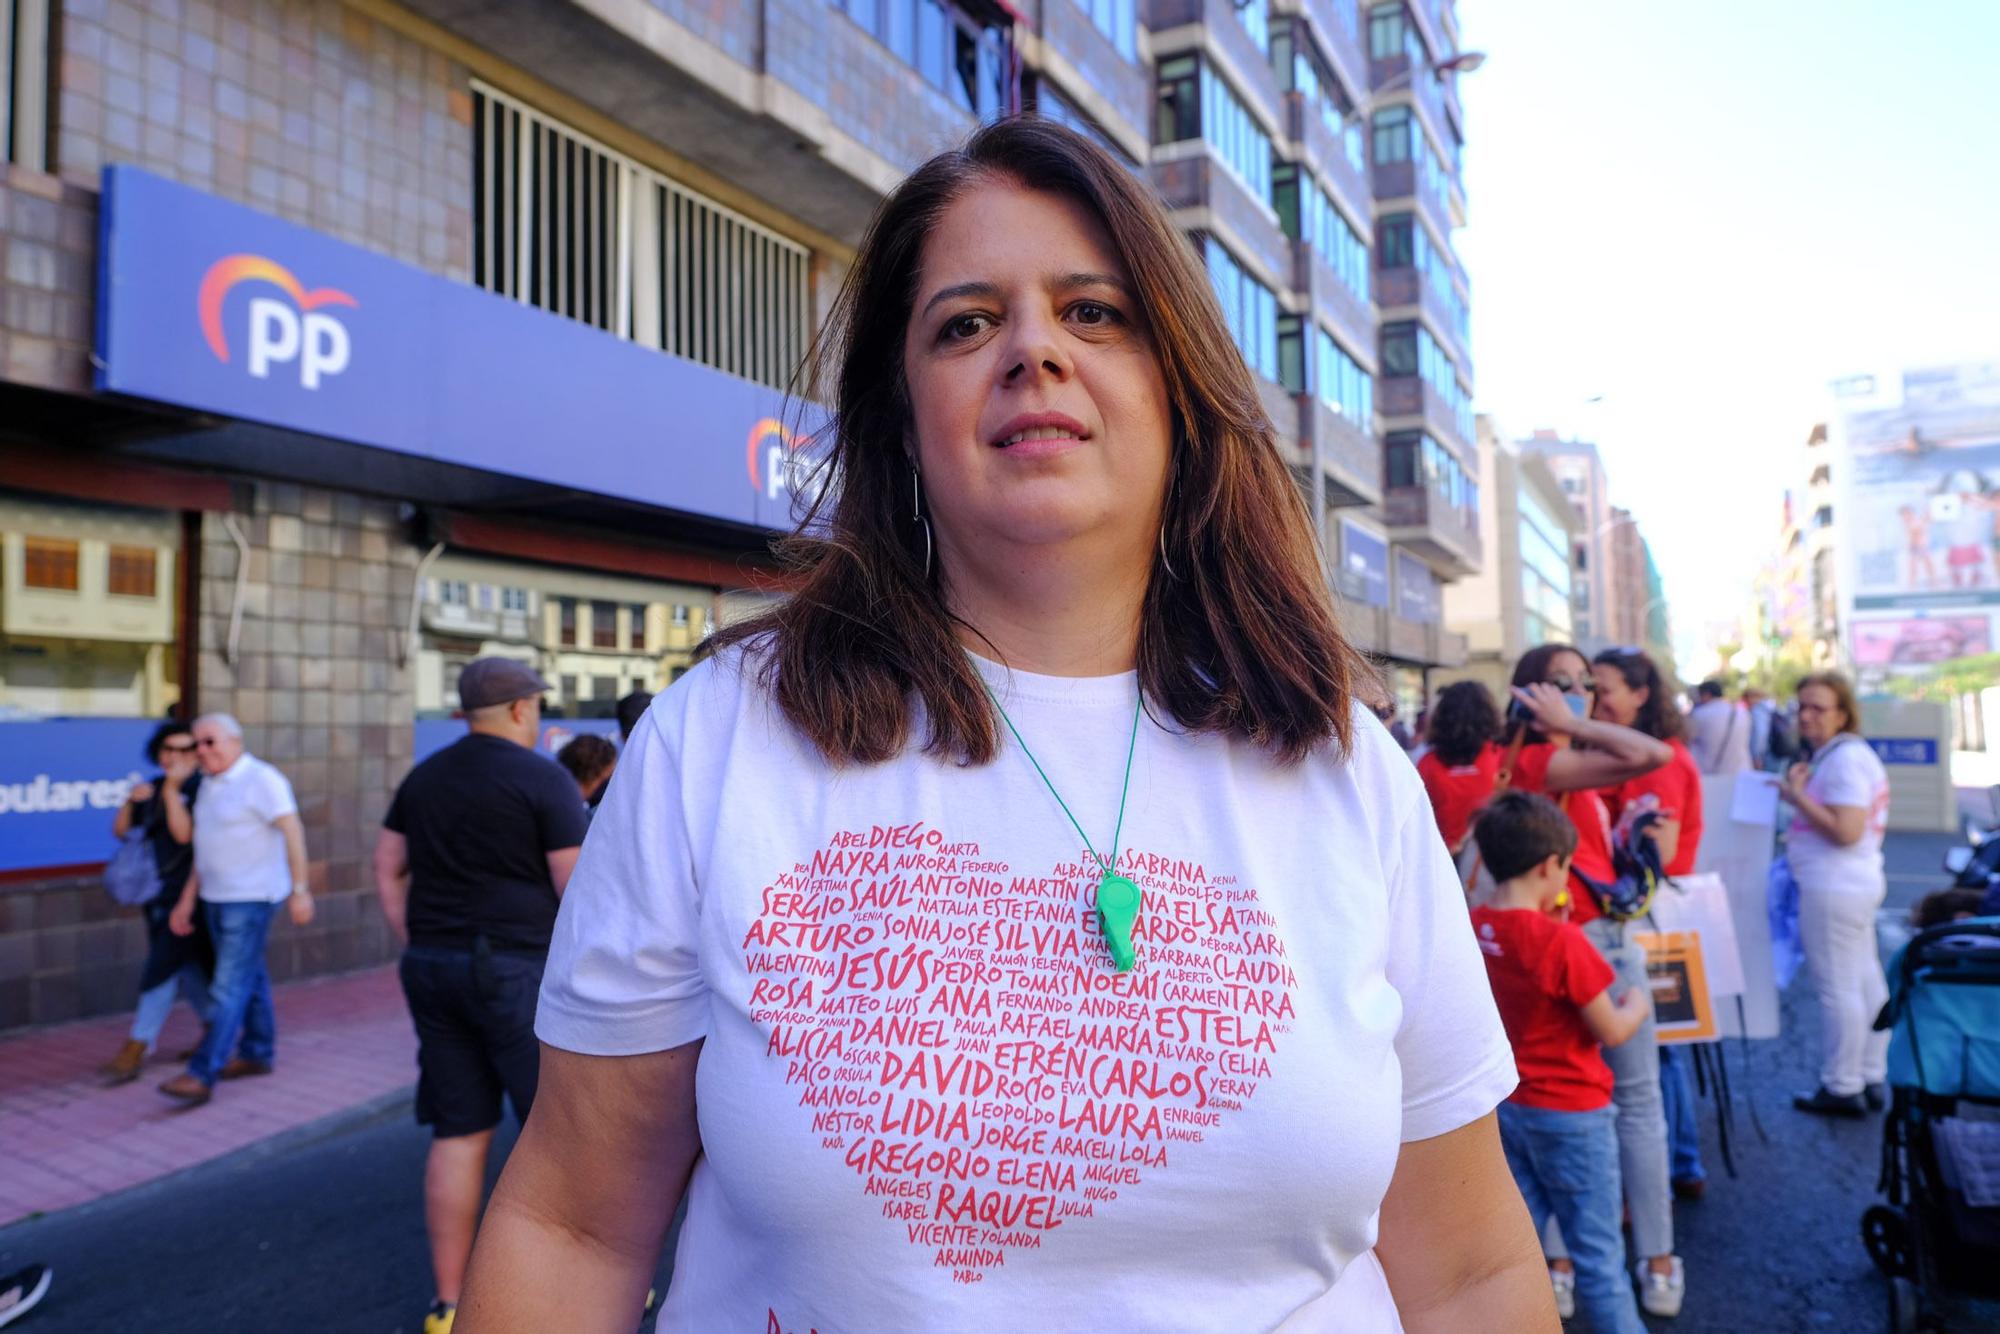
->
xmin=1416 ymin=681 xmax=1503 ymax=853
xmin=1470 ymin=791 xmax=1650 ymax=1334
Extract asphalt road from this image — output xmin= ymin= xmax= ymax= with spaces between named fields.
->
xmin=0 ymin=830 xmax=1990 ymax=1332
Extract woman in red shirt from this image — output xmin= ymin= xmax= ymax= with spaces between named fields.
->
xmin=1501 ymin=646 xmax=1672 ymax=929
xmin=1590 ymin=647 xmax=1703 ymax=875
xmin=1591 ymin=646 xmax=1711 ymax=1211
xmin=1416 ymin=681 xmax=1501 ymax=854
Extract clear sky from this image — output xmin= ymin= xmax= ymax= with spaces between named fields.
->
xmin=1453 ymin=0 xmax=2000 ymax=666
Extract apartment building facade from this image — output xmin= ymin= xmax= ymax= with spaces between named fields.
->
xmin=1522 ymin=431 xmax=1613 ymax=651
xmin=0 ymin=0 xmax=1479 ymax=1028
xmin=1438 ymin=414 xmax=1574 ymax=697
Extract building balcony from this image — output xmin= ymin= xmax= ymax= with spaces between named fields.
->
xmin=1387 ymin=614 xmax=1456 ymax=666
xmin=1373 ymin=264 xmax=1468 ymax=369
xmin=1369 ymin=157 xmax=1455 ymax=254
xmin=1378 ymin=374 xmax=1470 ymax=454
xmin=1300 ymin=0 xmax=1369 ymax=100
xmin=1287 ymin=94 xmax=1371 ymax=225
xmin=1345 ymin=604 xmax=1465 ymax=667
xmin=1251 ymin=376 xmax=1302 ymax=457
xmin=1299 ymin=243 xmax=1376 ymax=365
xmin=1152 ymin=152 xmax=1291 ymax=289
xmin=1385 ymin=481 xmax=1481 ymax=576
xmin=1036 ymin=0 xmax=1152 ymax=146
xmin=1341 ymin=602 xmax=1388 ymax=656
xmin=422 ymin=602 xmax=537 ymax=643
xmin=1149 ymin=0 xmax=1284 ymax=127
xmin=1303 ymin=399 xmax=1382 ymax=508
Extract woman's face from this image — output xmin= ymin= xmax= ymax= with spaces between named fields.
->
xmin=156 ymin=733 xmax=197 ymax=779
xmin=901 ymin=177 xmax=1173 ymax=566
xmin=1591 ymin=663 xmax=1647 ymax=728
xmin=1539 ymin=650 xmax=1592 ymax=700
xmin=1796 ymin=683 xmax=1846 ymax=746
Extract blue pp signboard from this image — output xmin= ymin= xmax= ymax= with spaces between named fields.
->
xmin=0 ymin=720 xmax=160 ymax=873
xmin=1868 ymin=737 xmax=1939 ymax=766
xmin=95 ymin=167 xmax=823 ymax=533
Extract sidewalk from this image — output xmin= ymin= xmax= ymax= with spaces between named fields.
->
xmin=0 ymin=965 xmax=415 ymax=1228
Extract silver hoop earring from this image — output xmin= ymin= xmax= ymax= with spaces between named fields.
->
xmin=912 ymin=467 xmax=933 ymax=580
xmin=1158 ymin=524 xmax=1179 ymax=581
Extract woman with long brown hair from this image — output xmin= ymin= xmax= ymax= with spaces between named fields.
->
xmin=457 ymin=120 xmax=1549 ymax=1331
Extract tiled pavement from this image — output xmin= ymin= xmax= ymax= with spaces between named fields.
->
xmin=0 ymin=964 xmax=414 ymax=1227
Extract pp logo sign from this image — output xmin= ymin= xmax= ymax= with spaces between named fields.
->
xmin=198 ymin=255 xmax=357 ymax=389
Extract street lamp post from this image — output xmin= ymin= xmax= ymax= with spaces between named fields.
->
xmin=1341 ymin=50 xmax=1488 ymax=125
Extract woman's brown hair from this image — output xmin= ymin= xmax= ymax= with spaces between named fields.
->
xmin=1590 ymin=647 xmax=1686 ymax=744
xmin=1797 ymin=671 xmax=1864 ymax=736
xmin=703 ymin=117 xmax=1371 ymax=767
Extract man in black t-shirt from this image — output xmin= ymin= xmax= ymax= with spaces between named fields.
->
xmin=373 ymin=658 xmax=587 ymax=1334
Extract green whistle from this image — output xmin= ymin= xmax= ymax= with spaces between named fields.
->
xmin=1096 ymin=873 xmax=1141 ymax=973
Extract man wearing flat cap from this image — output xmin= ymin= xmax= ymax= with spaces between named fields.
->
xmin=372 ymin=657 xmax=588 ymax=1334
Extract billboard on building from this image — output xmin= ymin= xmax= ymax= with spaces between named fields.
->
xmin=1836 ymin=364 xmax=2000 ymax=675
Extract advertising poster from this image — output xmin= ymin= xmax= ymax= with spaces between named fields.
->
xmin=1850 ymin=614 xmax=1993 ymax=666
xmin=1839 ymin=365 xmax=2000 ymax=673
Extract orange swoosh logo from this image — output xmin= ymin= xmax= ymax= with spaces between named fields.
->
xmin=198 ymin=255 xmax=358 ymax=362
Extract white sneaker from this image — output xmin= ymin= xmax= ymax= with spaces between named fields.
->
xmin=1636 ymin=1256 xmax=1685 ymax=1318
xmin=1550 ymin=1266 xmax=1575 ymax=1319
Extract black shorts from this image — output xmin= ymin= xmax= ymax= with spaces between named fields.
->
xmin=399 ymin=943 xmax=546 ymax=1138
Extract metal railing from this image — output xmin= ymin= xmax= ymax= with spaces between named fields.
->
xmin=472 ymin=84 xmax=811 ymax=394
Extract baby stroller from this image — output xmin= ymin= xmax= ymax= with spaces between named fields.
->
xmin=1862 ymin=918 xmax=2000 ymax=1331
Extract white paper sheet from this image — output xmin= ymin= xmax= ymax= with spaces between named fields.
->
xmin=1730 ymin=771 xmax=1782 ymax=826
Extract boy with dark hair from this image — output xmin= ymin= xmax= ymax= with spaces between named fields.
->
xmin=1471 ymin=791 xmax=1652 ymax=1333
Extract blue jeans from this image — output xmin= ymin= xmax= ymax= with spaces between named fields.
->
xmin=131 ymin=965 xmax=213 ymax=1051
xmin=1659 ymin=1044 xmax=1706 ymax=1183
xmin=1500 ymin=1102 xmax=1647 ymax=1334
xmin=189 ymin=901 xmax=278 ymax=1086
xmin=1547 ymin=917 xmax=1674 ymax=1262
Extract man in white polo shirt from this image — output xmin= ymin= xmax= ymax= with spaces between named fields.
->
xmin=159 ymin=713 xmax=315 ymax=1107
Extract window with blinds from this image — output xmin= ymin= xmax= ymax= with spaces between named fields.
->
xmin=22 ymin=536 xmax=78 ymax=591
xmin=107 ymin=546 xmax=158 ymax=598
xmin=471 ymin=84 xmax=812 ymax=394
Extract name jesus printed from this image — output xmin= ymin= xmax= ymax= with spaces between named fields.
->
xmin=743 ymin=822 xmax=1295 ymax=1281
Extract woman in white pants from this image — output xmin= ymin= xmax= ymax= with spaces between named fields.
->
xmin=1781 ymin=672 xmax=1892 ymax=1117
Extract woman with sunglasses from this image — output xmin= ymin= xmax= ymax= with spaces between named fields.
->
xmin=1590 ymin=647 xmax=1710 ymax=1208
xmin=101 ymin=721 xmax=215 ymax=1084
xmin=1503 ymin=644 xmax=1680 ymax=1319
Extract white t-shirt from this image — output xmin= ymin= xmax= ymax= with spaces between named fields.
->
xmin=539 ymin=651 xmax=1516 ymax=1332
xmin=191 ymin=753 xmax=299 ymax=903
xmin=1787 ymin=736 xmax=1890 ymax=900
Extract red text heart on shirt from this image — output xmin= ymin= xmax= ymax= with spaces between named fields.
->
xmin=741 ymin=829 xmax=1296 ymax=1278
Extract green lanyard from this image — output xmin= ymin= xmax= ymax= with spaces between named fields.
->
xmin=981 ymin=678 xmax=1145 ymax=973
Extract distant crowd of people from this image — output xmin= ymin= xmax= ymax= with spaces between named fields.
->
xmin=1379 ymin=646 xmax=1893 ymax=1329
xmin=95 ymin=662 xmax=657 ymax=1334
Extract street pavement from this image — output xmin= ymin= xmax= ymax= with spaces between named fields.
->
xmin=0 ymin=829 xmax=1993 ymax=1331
